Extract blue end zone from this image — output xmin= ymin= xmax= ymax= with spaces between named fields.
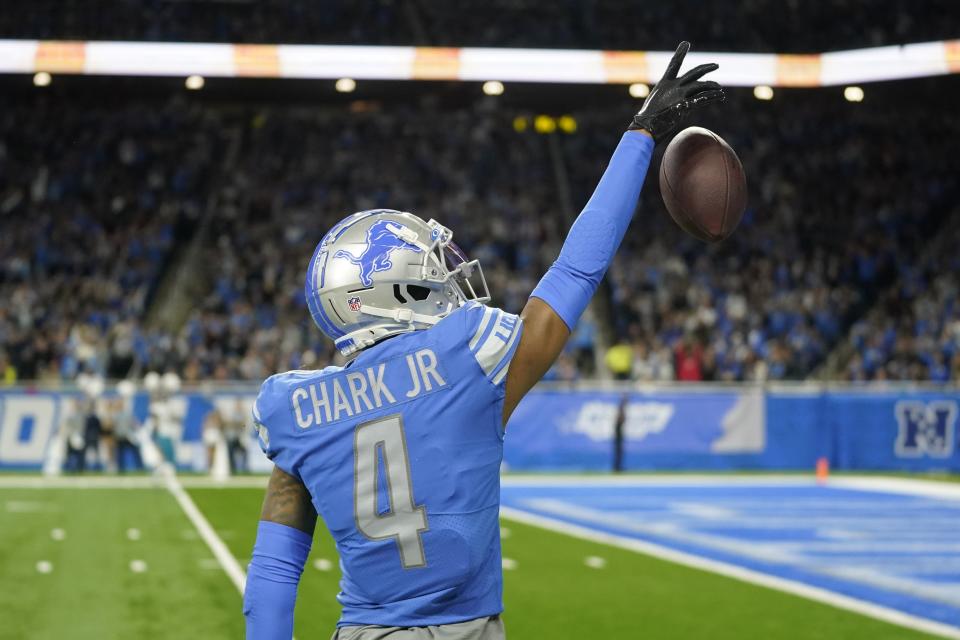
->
xmin=501 ymin=480 xmax=960 ymax=629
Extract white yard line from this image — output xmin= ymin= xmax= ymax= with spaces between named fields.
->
xmin=829 ymin=476 xmax=960 ymax=501
xmin=2 ymin=473 xmax=959 ymax=493
xmin=0 ymin=476 xmax=162 ymax=489
xmin=178 ymin=476 xmax=270 ymax=489
xmin=500 ymin=506 xmax=960 ymax=639
xmin=159 ymin=468 xmax=247 ymax=594
xmin=0 ymin=475 xmax=271 ymax=489
xmin=161 ymin=471 xmax=301 ymax=640
xmin=501 ymin=474 xmax=817 ymax=486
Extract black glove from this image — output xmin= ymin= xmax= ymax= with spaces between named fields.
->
xmin=628 ymin=41 xmax=725 ymax=142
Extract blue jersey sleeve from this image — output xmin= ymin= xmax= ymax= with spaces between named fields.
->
xmin=458 ymin=302 xmax=524 ymax=390
xmin=252 ymin=372 xmax=305 ymax=480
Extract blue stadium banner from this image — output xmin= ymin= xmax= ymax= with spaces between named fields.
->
xmin=504 ymin=387 xmax=766 ymax=471
xmin=503 ymin=385 xmax=959 ymax=472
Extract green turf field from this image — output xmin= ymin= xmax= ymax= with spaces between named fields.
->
xmin=0 ymin=483 xmax=942 ymax=640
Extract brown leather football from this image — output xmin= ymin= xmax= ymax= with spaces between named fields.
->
xmin=659 ymin=126 xmax=747 ymax=243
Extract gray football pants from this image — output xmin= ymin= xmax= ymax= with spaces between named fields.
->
xmin=332 ymin=615 xmax=505 ymax=640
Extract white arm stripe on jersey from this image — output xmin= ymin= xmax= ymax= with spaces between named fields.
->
xmin=489 ymin=323 xmax=522 ymax=384
xmin=492 ymin=360 xmax=512 ymax=386
xmin=468 ymin=306 xmax=496 ymax=351
xmin=473 ymin=311 xmax=521 ymax=379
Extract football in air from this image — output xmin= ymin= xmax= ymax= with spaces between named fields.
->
xmin=659 ymin=126 xmax=747 ymax=243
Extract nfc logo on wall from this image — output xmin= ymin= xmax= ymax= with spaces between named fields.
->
xmin=894 ymin=401 xmax=957 ymax=458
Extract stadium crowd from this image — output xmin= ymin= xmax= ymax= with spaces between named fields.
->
xmin=844 ymin=215 xmax=960 ymax=382
xmin=567 ymin=93 xmax=960 ymax=382
xmin=176 ymin=104 xmax=558 ymax=381
xmin=4 ymin=0 xmax=959 ymax=53
xmin=2 ymin=87 xmax=959 ymax=384
xmin=0 ymin=95 xmax=228 ymax=383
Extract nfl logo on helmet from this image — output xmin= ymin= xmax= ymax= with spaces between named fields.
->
xmin=348 ymin=296 xmax=362 ymax=312
xmin=894 ymin=400 xmax=957 ymax=458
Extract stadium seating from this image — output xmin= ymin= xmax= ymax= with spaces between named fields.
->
xmin=844 ymin=214 xmax=960 ymax=381
xmin=154 ymin=104 xmax=556 ymax=380
xmin=0 ymin=96 xmax=228 ymax=381
xmin=2 ymin=87 xmax=958 ymax=383
xmin=568 ymin=94 xmax=960 ymax=381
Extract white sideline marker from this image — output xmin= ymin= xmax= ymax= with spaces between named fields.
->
xmin=35 ymin=560 xmax=53 ymax=574
xmin=129 ymin=559 xmax=148 ymax=573
xmin=6 ymin=500 xmax=49 ymax=512
xmin=50 ymin=528 xmax=66 ymax=541
xmin=502 ymin=557 xmax=517 ymax=570
xmin=584 ymin=555 xmax=606 ymax=569
xmin=499 ymin=526 xmax=511 ymax=538
xmin=313 ymin=558 xmax=333 ymax=572
xmin=501 ymin=506 xmax=960 ymax=640
xmin=126 ymin=527 xmax=141 ymax=541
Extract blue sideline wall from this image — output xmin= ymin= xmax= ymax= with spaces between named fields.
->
xmin=503 ymin=386 xmax=959 ymax=472
xmin=0 ymin=386 xmax=957 ymax=472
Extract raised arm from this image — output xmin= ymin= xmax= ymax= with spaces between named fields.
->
xmin=243 ymin=466 xmax=317 ymax=640
xmin=503 ymin=42 xmax=724 ymax=422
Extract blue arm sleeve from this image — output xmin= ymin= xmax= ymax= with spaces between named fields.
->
xmin=243 ymin=521 xmax=313 ymax=640
xmin=530 ymin=131 xmax=655 ymax=330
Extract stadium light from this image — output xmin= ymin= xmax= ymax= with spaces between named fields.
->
xmin=844 ymin=86 xmax=864 ymax=102
xmin=628 ymin=83 xmax=650 ymax=98
xmin=185 ymin=75 xmax=205 ymax=90
xmin=335 ymin=78 xmax=356 ymax=93
xmin=513 ymin=116 xmax=528 ymax=132
xmin=534 ymin=115 xmax=556 ymax=134
xmin=753 ymin=85 xmax=774 ymax=100
xmin=33 ymin=72 xmax=51 ymax=87
xmin=482 ymin=81 xmax=504 ymax=96
xmin=558 ymin=115 xmax=577 ymax=133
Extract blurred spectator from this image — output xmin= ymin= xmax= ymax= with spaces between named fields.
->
xmin=144 ymin=372 xmax=184 ymax=468
xmin=675 ymin=339 xmax=704 ymax=382
xmin=106 ymin=395 xmax=142 ymax=473
xmin=63 ymin=397 xmax=102 ymax=473
xmin=202 ymin=408 xmax=229 ymax=478
xmin=223 ymin=398 xmax=251 ymax=474
xmin=605 ymin=340 xmax=633 ymax=380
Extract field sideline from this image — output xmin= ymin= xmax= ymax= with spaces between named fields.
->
xmin=0 ymin=474 xmax=957 ymax=639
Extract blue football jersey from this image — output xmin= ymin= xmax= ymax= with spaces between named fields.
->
xmin=252 ymin=301 xmax=523 ymax=627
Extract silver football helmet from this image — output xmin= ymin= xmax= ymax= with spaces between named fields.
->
xmin=306 ymin=209 xmax=490 ymax=357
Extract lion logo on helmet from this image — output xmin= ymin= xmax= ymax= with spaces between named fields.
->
xmin=334 ymin=220 xmax=423 ymax=287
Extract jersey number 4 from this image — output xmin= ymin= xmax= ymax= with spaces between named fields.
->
xmin=353 ymin=414 xmax=428 ymax=568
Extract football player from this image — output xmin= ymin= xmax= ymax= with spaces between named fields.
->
xmin=244 ymin=42 xmax=723 ymax=640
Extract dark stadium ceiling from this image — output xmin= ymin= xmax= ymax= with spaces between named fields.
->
xmin=1 ymin=0 xmax=958 ymax=54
